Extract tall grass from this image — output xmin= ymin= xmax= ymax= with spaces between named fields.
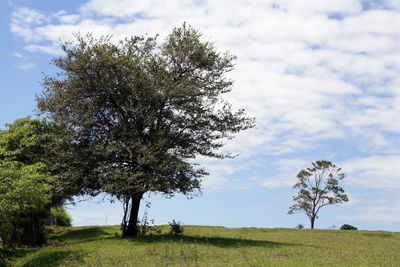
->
xmin=9 ymin=225 xmax=400 ymax=266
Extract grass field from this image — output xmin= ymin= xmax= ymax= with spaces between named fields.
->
xmin=9 ymin=225 xmax=400 ymax=266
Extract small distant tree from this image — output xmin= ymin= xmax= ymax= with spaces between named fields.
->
xmin=288 ymin=160 xmax=348 ymax=229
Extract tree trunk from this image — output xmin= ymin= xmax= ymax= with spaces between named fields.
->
xmin=0 ymin=247 xmax=5 ymax=267
xmin=122 ymin=193 xmax=143 ymax=237
xmin=21 ymin=211 xmax=47 ymax=246
xmin=310 ymin=217 xmax=315 ymax=229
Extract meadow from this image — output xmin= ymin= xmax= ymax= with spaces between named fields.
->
xmin=9 ymin=225 xmax=400 ymax=266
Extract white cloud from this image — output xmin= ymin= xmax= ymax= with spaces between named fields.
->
xmin=12 ymin=52 xmax=25 ymax=59
xmin=252 ymin=155 xmax=400 ymax=190
xmin=15 ymin=62 xmax=35 ymax=70
xmin=249 ymin=175 xmax=293 ymax=188
xmin=25 ymin=44 xmax=61 ymax=55
xmin=249 ymin=158 xmax=309 ymax=188
xmin=80 ymin=0 xmax=155 ymax=18
xmin=339 ymin=195 xmax=400 ymax=222
xmin=52 ymin=10 xmax=81 ymax=24
xmin=277 ymin=0 xmax=362 ymax=15
xmin=342 ymin=155 xmax=400 ymax=189
xmin=10 ymin=6 xmax=49 ymax=42
xmin=8 ymin=0 xmax=400 ymax=192
xmin=12 ymin=51 xmax=35 ymax=70
xmin=196 ymin=156 xmax=258 ymax=190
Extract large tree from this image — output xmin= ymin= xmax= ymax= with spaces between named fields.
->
xmin=288 ymin=160 xmax=349 ymax=229
xmin=37 ymin=24 xmax=255 ymax=236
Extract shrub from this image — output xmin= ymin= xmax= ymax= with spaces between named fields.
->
xmin=45 ymin=227 xmax=54 ymax=235
xmin=340 ymin=224 xmax=357 ymax=230
xmin=169 ymin=220 xmax=184 ymax=236
xmin=50 ymin=206 xmax=72 ymax=227
xmin=0 ymin=245 xmax=11 ymax=267
xmin=296 ymin=223 xmax=304 ymax=229
xmin=137 ymin=210 xmax=162 ymax=236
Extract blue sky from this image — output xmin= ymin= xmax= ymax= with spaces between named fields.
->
xmin=2 ymin=0 xmax=400 ymax=231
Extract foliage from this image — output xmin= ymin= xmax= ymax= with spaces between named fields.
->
xmin=50 ymin=207 xmax=72 ymax=227
xmin=0 ymin=161 xmax=53 ymax=248
xmin=0 ymin=118 xmax=55 ymax=259
xmin=0 ymin=117 xmax=75 ymax=250
xmin=169 ymin=220 xmax=184 ymax=236
xmin=288 ymin=160 xmax=348 ymax=229
xmin=36 ymin=24 xmax=254 ymax=236
xmin=136 ymin=202 xmax=161 ymax=236
xmin=137 ymin=214 xmax=161 ymax=236
xmin=0 ymin=117 xmax=52 ymax=165
xmin=296 ymin=223 xmax=304 ymax=229
xmin=0 ymin=117 xmax=73 ymax=203
xmin=340 ymin=224 xmax=357 ymax=230
xmin=9 ymin=225 xmax=400 ymax=266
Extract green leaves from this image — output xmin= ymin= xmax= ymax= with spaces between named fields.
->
xmin=0 ymin=117 xmax=56 ymax=249
xmin=36 ymin=24 xmax=254 ymax=236
xmin=0 ymin=117 xmax=52 ymax=165
xmin=0 ymin=160 xmax=53 ymax=242
xmin=36 ymin=24 xmax=254 ymax=200
xmin=0 ymin=117 xmax=75 ymax=201
xmin=288 ymin=160 xmax=348 ymax=229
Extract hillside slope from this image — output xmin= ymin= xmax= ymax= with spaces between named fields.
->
xmin=10 ymin=225 xmax=400 ymax=266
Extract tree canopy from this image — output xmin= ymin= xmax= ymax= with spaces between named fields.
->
xmin=0 ymin=117 xmax=73 ymax=203
xmin=0 ymin=117 xmax=71 ymax=250
xmin=288 ymin=160 xmax=348 ymax=229
xmin=0 ymin=117 xmax=52 ymax=165
xmin=37 ymin=24 xmax=255 ymax=236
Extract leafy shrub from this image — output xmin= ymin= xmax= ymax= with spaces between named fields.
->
xmin=169 ymin=220 xmax=184 ymax=236
xmin=296 ymin=223 xmax=304 ymax=229
xmin=45 ymin=227 xmax=54 ymax=235
xmin=340 ymin=224 xmax=357 ymax=230
xmin=137 ymin=210 xmax=162 ymax=236
xmin=0 ymin=245 xmax=11 ymax=267
xmin=50 ymin=206 xmax=72 ymax=227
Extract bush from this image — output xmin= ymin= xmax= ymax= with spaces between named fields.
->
xmin=50 ymin=206 xmax=72 ymax=227
xmin=0 ymin=245 xmax=11 ymax=267
xmin=137 ymin=210 xmax=162 ymax=236
xmin=169 ymin=220 xmax=184 ymax=236
xmin=296 ymin=223 xmax=304 ymax=229
xmin=340 ymin=224 xmax=357 ymax=230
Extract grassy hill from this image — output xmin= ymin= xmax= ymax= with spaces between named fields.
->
xmin=9 ymin=225 xmax=400 ymax=266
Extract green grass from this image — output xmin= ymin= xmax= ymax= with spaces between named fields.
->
xmin=9 ymin=225 xmax=400 ymax=266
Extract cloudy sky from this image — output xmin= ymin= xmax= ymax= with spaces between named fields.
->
xmin=2 ymin=0 xmax=400 ymax=231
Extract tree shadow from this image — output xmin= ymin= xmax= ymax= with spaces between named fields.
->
xmin=51 ymin=227 xmax=113 ymax=243
xmin=8 ymin=247 xmax=38 ymax=260
xmin=20 ymin=250 xmax=84 ymax=267
xmin=8 ymin=228 xmax=106 ymax=265
xmin=128 ymin=234 xmax=294 ymax=248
